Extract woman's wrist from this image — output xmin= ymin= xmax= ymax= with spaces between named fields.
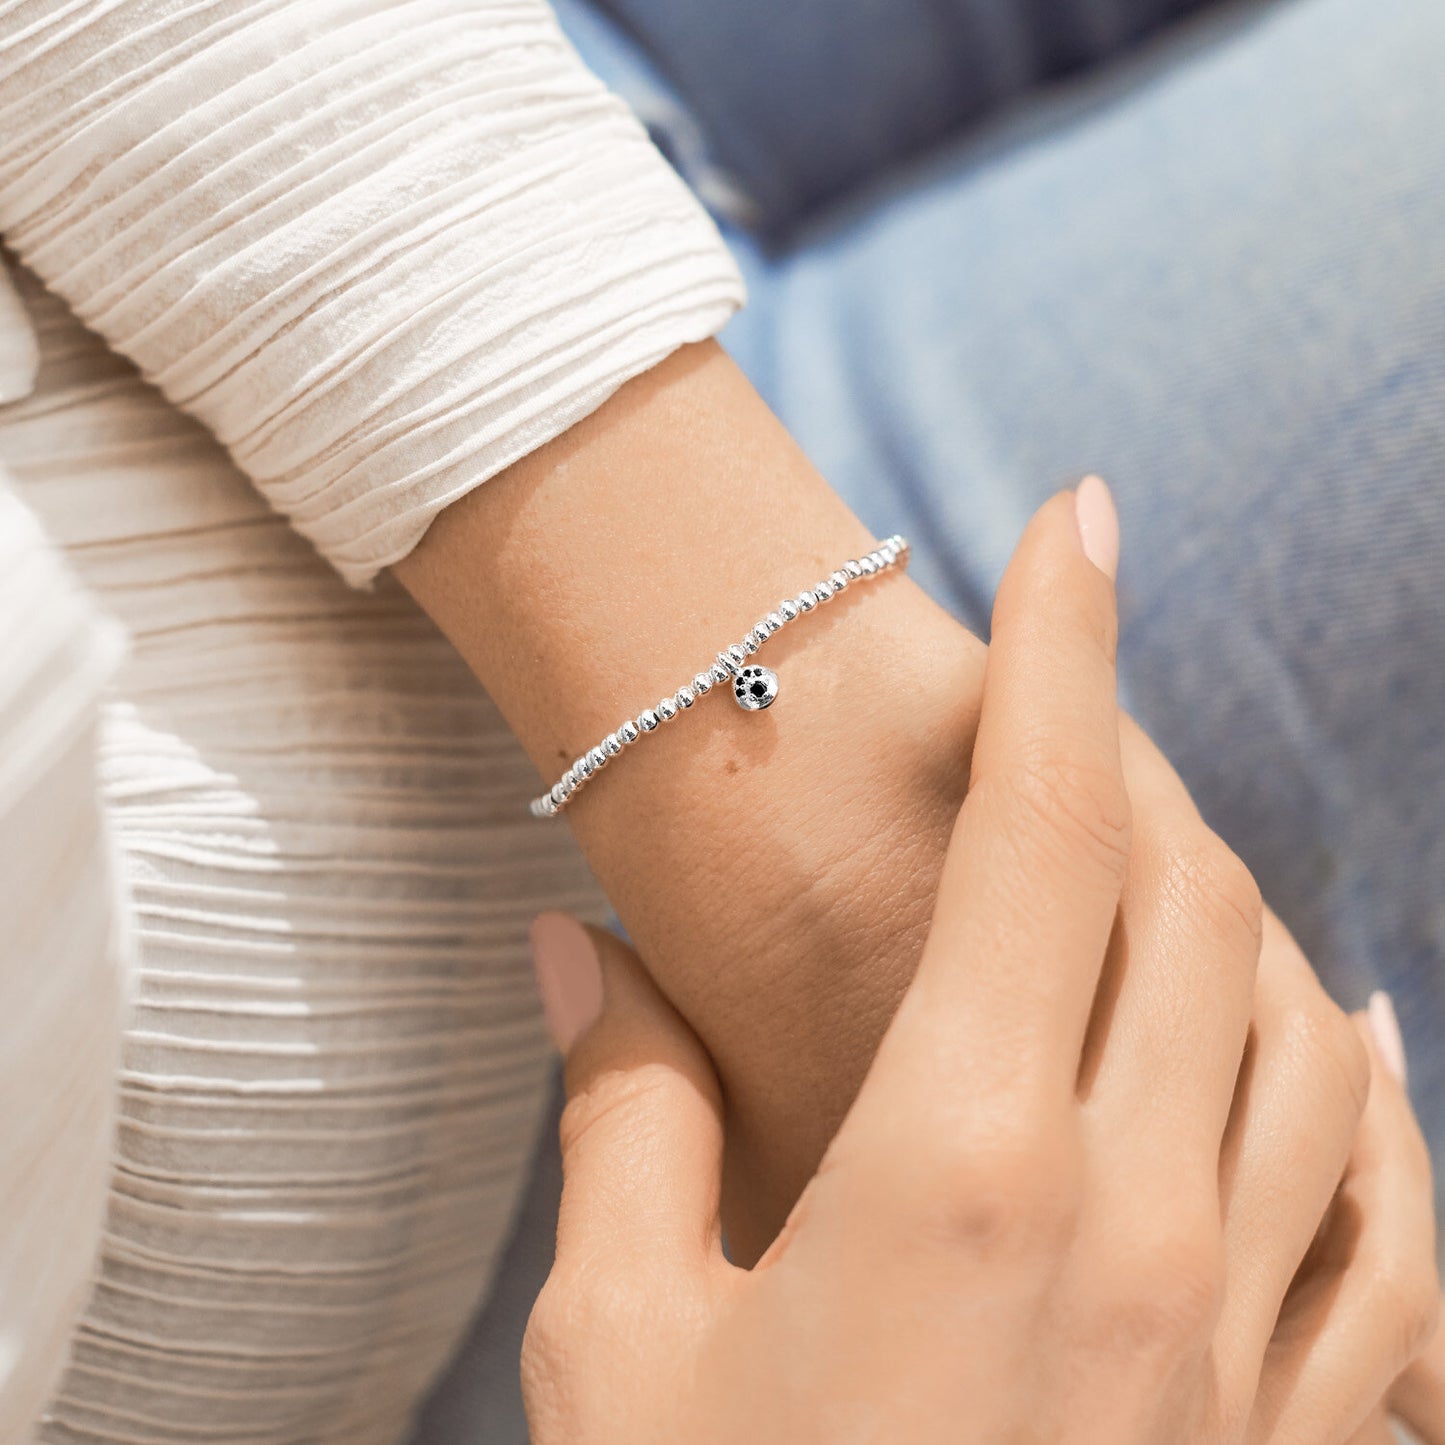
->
xmin=527 ymin=532 xmax=914 ymax=818
xmin=394 ymin=339 xmax=986 ymax=1254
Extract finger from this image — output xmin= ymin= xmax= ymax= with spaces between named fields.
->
xmin=1216 ymin=913 xmax=1375 ymax=1401
xmin=1342 ymin=1407 xmax=1397 ymax=1445
xmin=1393 ymin=1309 xmax=1445 ymax=1443
xmin=531 ymin=912 xmax=727 ymax=1276
xmin=1246 ymin=1005 xmax=1438 ymax=1445
xmin=886 ymin=480 xmax=1129 ymax=1106
xmin=1076 ymin=725 xmax=1263 ymax=1312
xmin=1080 ymin=717 xmax=1261 ymax=1165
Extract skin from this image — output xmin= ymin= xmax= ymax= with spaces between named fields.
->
xmin=395 ymin=339 xmax=982 ymax=1255
xmin=1394 ymin=1324 xmax=1445 ymax=1440
xmin=520 ymin=491 xmax=1439 ymax=1442
xmin=394 ymin=340 xmax=1426 ymax=1261
xmin=395 ymin=342 xmax=1444 ymax=1431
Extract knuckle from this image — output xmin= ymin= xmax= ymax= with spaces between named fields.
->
xmin=1369 ymin=1244 xmax=1442 ymax=1367
xmin=1416 ymin=1282 xmax=1444 ymax=1358
xmin=1006 ymin=744 xmax=1132 ymax=880
xmin=913 ymin=1110 xmax=1083 ymax=1260
xmin=1214 ymin=1385 xmax=1253 ymax=1445
xmin=1286 ymin=998 xmax=1371 ymax=1124
xmin=522 ymin=1265 xmax=641 ymax=1398
xmin=521 ymin=1277 xmax=577 ymax=1401
xmin=1098 ymin=1209 xmax=1225 ymax=1353
xmin=558 ymin=1065 xmax=672 ymax=1161
xmin=1171 ymin=834 xmax=1264 ymax=955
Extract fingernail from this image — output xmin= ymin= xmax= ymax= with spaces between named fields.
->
xmin=1074 ymin=475 xmax=1120 ymax=581
xmin=1368 ymin=990 xmax=1407 ymax=1086
xmin=530 ymin=911 xmax=604 ymax=1054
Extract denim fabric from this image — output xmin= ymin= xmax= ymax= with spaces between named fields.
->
xmin=571 ymin=0 xmax=1445 ymax=1176
xmin=724 ymin=0 xmax=1445 ymax=1159
xmin=588 ymin=0 xmax=1223 ymax=236
xmin=413 ymin=2 xmax=1445 ymax=1437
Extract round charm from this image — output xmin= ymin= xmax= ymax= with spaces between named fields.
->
xmin=733 ymin=664 xmax=779 ymax=711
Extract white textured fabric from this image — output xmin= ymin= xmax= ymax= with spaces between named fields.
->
xmin=0 ymin=268 xmax=37 ymax=401
xmin=1 ymin=261 xmax=614 ymax=1445
xmin=0 ymin=0 xmax=744 ymax=1439
xmin=0 ymin=473 xmax=128 ymax=1445
xmin=0 ymin=0 xmax=743 ymax=585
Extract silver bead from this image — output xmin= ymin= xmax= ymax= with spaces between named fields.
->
xmin=527 ymin=533 xmax=913 ymax=819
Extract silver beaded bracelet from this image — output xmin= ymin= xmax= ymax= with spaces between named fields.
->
xmin=528 ymin=534 xmax=909 ymax=818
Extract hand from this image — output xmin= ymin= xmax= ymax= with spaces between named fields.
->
xmin=400 ymin=345 xmax=1410 ymax=1272
xmin=1390 ymin=1309 xmax=1445 ymax=1442
xmin=523 ymin=487 xmax=1437 ymax=1443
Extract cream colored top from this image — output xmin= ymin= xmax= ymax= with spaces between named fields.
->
xmin=0 ymin=1 xmax=743 ymax=1440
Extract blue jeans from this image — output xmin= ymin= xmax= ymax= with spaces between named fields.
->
xmin=411 ymin=1 xmax=1445 ymax=1437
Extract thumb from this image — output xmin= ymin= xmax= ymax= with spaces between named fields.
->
xmin=1391 ymin=1307 xmax=1445 ymax=1443
xmin=530 ymin=912 xmax=726 ymax=1275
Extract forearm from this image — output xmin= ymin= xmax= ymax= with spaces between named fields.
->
xmin=0 ymin=0 xmax=967 ymax=1255
xmin=395 ymin=340 xmax=983 ymax=1256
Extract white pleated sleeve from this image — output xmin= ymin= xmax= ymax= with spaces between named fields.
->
xmin=0 ymin=0 xmax=745 ymax=586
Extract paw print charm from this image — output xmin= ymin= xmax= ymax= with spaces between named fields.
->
xmin=733 ymin=664 xmax=779 ymax=711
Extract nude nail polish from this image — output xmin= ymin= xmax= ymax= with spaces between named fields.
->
xmin=529 ymin=911 xmax=603 ymax=1054
xmin=1368 ymin=990 xmax=1407 ymax=1086
xmin=1075 ymin=475 xmax=1120 ymax=581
